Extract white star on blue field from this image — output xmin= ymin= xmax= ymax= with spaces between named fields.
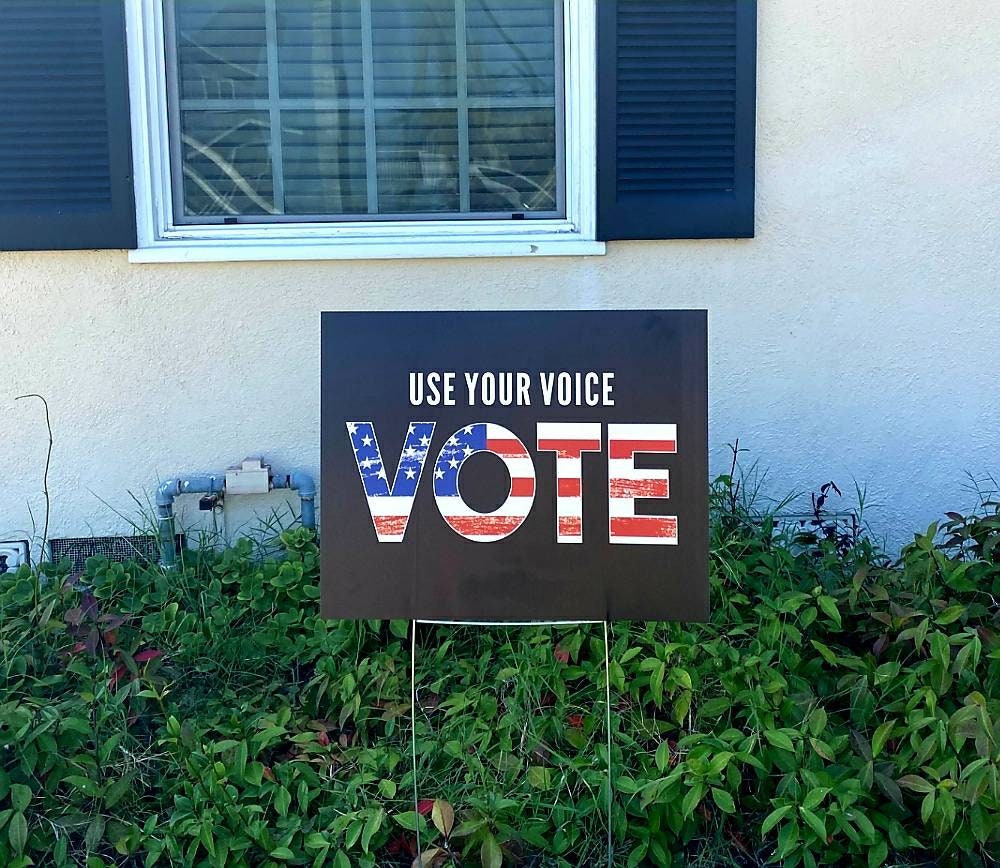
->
xmin=433 ymin=423 xmax=487 ymax=498
xmin=347 ymin=422 xmax=435 ymax=498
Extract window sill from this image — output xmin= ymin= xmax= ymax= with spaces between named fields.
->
xmin=128 ymin=236 xmax=606 ymax=263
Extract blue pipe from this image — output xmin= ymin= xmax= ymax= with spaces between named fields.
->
xmin=156 ymin=470 xmax=316 ymax=568
xmin=272 ymin=471 xmax=317 ymax=531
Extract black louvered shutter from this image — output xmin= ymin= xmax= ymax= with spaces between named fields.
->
xmin=597 ymin=0 xmax=756 ymax=241
xmin=0 ymin=1 xmax=136 ymax=251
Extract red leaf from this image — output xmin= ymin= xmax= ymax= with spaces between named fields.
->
xmin=317 ymin=731 xmax=330 ymax=746
xmin=263 ymin=766 xmax=275 ymax=782
xmin=134 ymin=649 xmax=164 ymax=664
xmin=417 ymin=799 xmax=434 ymax=816
xmin=81 ymin=592 xmax=98 ymax=620
xmin=108 ymin=664 xmax=128 ymax=690
xmin=566 ymin=714 xmax=584 ymax=728
xmin=554 ymin=647 xmax=570 ymax=664
xmin=69 ymin=642 xmax=87 ymax=655
xmin=387 ymin=833 xmax=416 ymax=857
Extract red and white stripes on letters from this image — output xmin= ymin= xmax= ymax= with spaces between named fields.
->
xmin=607 ymin=423 xmax=678 ymax=545
xmin=536 ymin=422 xmax=602 ymax=543
xmin=434 ymin=423 xmax=536 ymax=543
xmin=349 ymin=421 xmax=679 ymax=545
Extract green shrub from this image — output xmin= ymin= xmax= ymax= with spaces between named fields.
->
xmin=0 ymin=472 xmax=997 ymax=867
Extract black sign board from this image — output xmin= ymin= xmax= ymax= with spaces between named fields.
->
xmin=321 ymin=310 xmax=708 ymax=622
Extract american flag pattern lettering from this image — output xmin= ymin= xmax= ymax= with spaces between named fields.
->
xmin=347 ymin=421 xmax=435 ymax=542
xmin=607 ymin=423 xmax=678 ymax=545
xmin=433 ymin=422 xmax=535 ymax=542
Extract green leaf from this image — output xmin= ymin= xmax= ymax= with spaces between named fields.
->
xmin=681 ymin=783 xmax=706 ymax=818
xmin=817 ymin=595 xmax=842 ymax=628
xmin=361 ymin=807 xmax=384 ymax=853
xmin=929 ymin=632 xmax=950 ymax=669
xmin=802 ymin=787 xmax=830 ymax=811
xmin=654 ymin=741 xmax=672 ymax=772
xmin=809 ymin=737 xmax=835 ymax=761
xmin=871 ymin=721 xmax=894 ymax=758
xmin=273 ymin=786 xmax=291 ymax=817
xmin=936 ymin=604 xmax=965 ymax=625
xmin=270 ymin=847 xmax=295 ymax=861
xmin=526 ymin=767 xmax=552 ymax=790
xmin=866 ymin=838 xmax=888 ymax=868
xmin=672 ymin=667 xmax=692 ymax=690
xmin=970 ymin=802 xmax=992 ymax=843
xmin=799 ymin=806 xmax=827 ymax=840
xmin=244 ymin=762 xmax=264 ymax=786
xmin=852 ymin=810 xmax=876 ymax=842
xmin=8 ymin=812 xmax=27 ymax=854
xmin=650 ymin=660 xmax=665 ymax=708
xmin=345 ymin=818 xmax=364 ymax=851
xmin=9 ymin=785 xmax=31 ymax=813
xmin=698 ymin=697 xmax=730 ymax=719
xmin=63 ymin=775 xmax=100 ymax=797
xmin=706 ymin=751 xmax=733 ymax=777
xmin=393 ymin=811 xmax=423 ymax=832
xmin=808 ymin=707 xmax=828 ymax=737
xmin=711 ymin=788 xmax=735 ymax=814
xmin=777 ymin=818 xmax=799 ymax=859
xmin=305 ymin=832 xmax=329 ymax=850
xmin=233 ymin=741 xmax=248 ymax=778
xmin=451 ymin=818 xmax=486 ymax=838
xmin=761 ymin=805 xmax=793 ymax=836
xmin=810 ymin=640 xmax=838 ymax=665
xmin=874 ymin=661 xmax=900 ymax=682
xmin=921 ymin=790 xmax=935 ymax=825
xmin=627 ymin=841 xmax=649 ymax=868
xmin=103 ymin=775 xmax=133 ymax=810
xmin=672 ymin=690 xmax=692 ymax=725
xmin=85 ymin=814 xmax=106 ymax=851
xmin=480 ymin=834 xmax=502 ymax=868
xmin=764 ymin=729 xmax=795 ymax=752
xmin=897 ymin=775 xmax=934 ymax=794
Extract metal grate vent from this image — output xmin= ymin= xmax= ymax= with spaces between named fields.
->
xmin=49 ymin=535 xmax=182 ymax=572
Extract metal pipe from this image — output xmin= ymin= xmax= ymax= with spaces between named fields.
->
xmin=272 ymin=471 xmax=317 ymax=530
xmin=156 ymin=475 xmax=224 ymax=569
xmin=156 ymin=470 xmax=316 ymax=567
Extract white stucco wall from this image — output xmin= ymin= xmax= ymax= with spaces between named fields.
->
xmin=1 ymin=0 xmax=998 ymax=556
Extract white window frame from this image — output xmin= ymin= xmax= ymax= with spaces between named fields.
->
xmin=125 ymin=0 xmax=603 ymax=263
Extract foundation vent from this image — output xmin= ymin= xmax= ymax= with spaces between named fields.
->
xmin=49 ymin=535 xmax=182 ymax=573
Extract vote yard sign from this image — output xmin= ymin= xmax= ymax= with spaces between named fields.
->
xmin=321 ymin=310 xmax=708 ymax=622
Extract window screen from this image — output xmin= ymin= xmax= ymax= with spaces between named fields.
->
xmin=166 ymin=0 xmax=564 ymax=223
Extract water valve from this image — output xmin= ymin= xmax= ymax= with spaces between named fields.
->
xmin=199 ymin=493 xmax=221 ymax=511
xmin=224 ymin=458 xmax=272 ymax=495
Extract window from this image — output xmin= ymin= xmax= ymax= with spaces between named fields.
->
xmin=127 ymin=0 xmax=600 ymax=260
xmin=165 ymin=0 xmax=564 ymax=223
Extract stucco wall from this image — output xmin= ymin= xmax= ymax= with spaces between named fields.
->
xmin=2 ymin=0 xmax=998 ymax=555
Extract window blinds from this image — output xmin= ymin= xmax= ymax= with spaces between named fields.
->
xmin=170 ymin=0 xmax=562 ymax=221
